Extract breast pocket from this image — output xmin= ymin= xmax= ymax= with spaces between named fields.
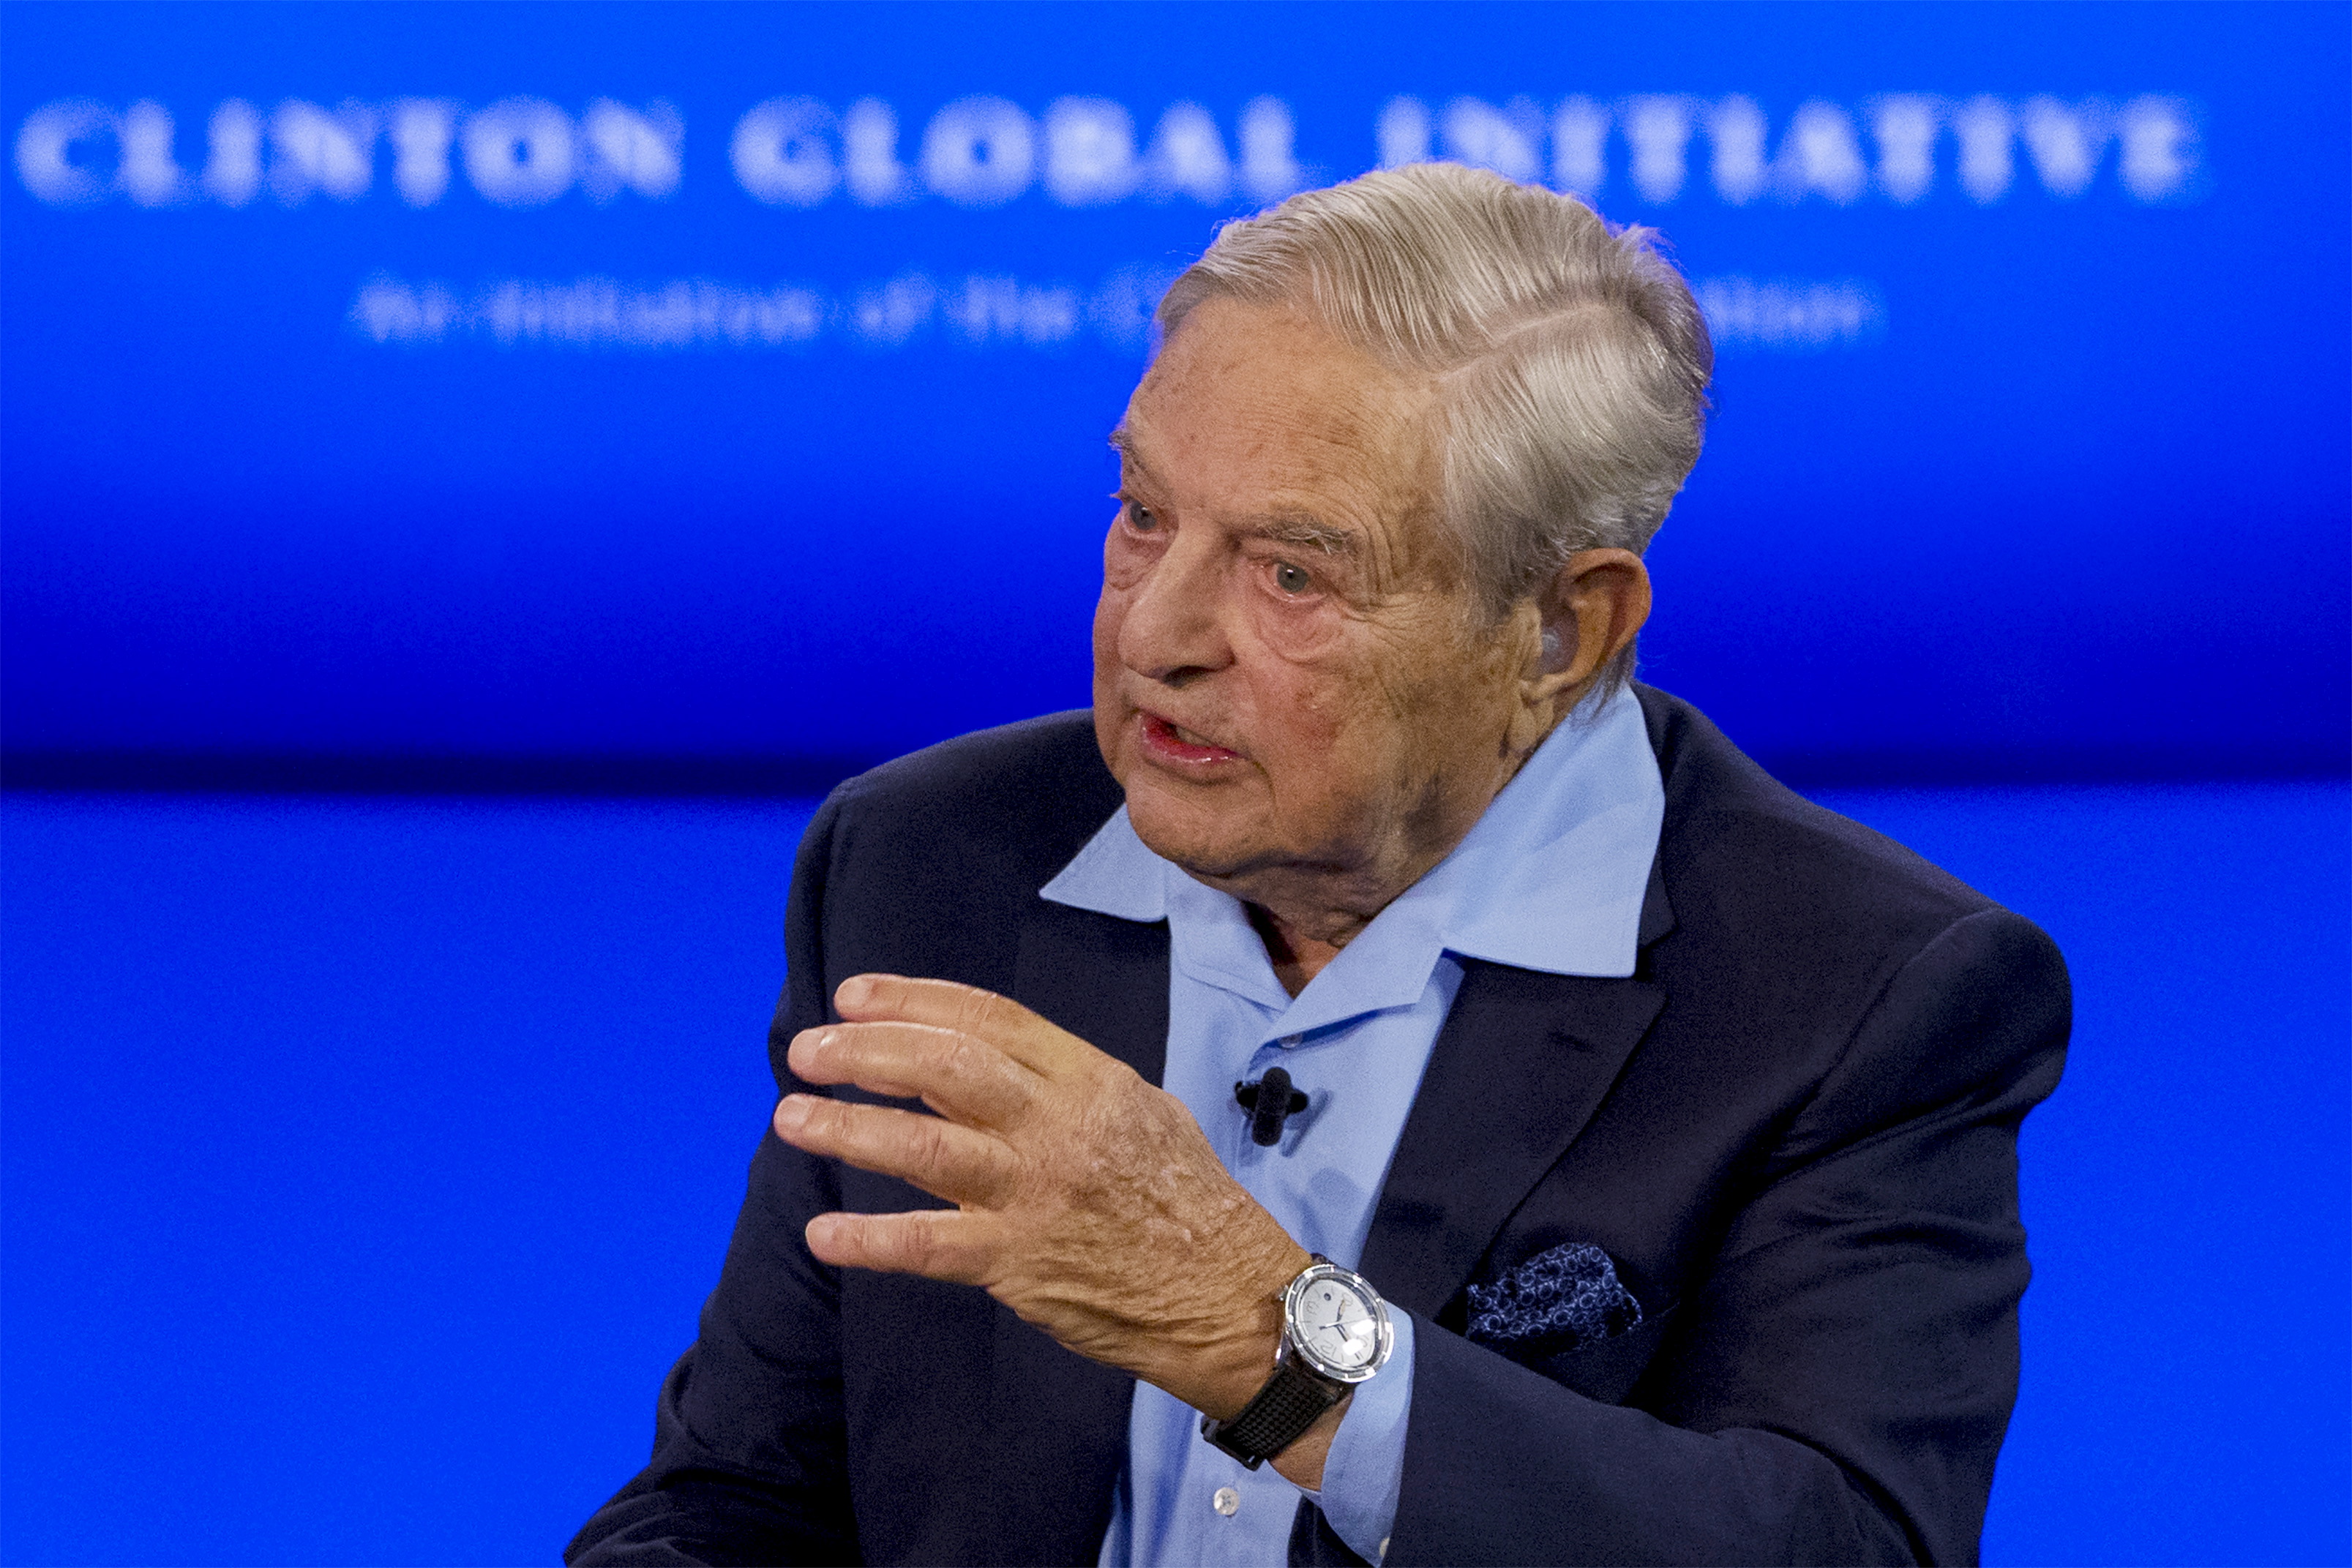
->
xmin=1458 ymin=1237 xmax=1673 ymax=1406
xmin=1513 ymin=1303 xmax=1677 ymax=1406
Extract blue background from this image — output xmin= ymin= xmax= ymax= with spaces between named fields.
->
xmin=2 ymin=4 xmax=2347 ymax=1565
xmin=4 ymin=784 xmax=2345 ymax=1565
xmin=2 ymin=0 xmax=2346 ymax=776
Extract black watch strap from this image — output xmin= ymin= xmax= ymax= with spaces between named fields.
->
xmin=1199 ymin=1354 xmax=1349 ymax=1470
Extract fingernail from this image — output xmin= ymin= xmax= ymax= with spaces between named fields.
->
xmin=836 ymin=975 xmax=875 ymax=1009
xmin=774 ymin=1095 xmax=812 ymax=1131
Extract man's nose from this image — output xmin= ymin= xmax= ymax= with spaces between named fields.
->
xmin=1118 ymin=533 xmax=1231 ymax=686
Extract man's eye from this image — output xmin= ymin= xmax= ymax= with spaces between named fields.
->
xmin=1273 ymin=561 xmax=1313 ymax=595
xmin=1124 ymin=503 xmax=1158 ymax=531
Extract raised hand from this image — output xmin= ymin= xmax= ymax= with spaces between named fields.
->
xmin=771 ymin=972 xmax=1313 ymax=1430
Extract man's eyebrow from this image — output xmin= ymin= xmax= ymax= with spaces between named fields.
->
xmin=1109 ymin=428 xmax=1357 ymax=555
xmin=1107 ymin=426 xmax=1158 ymax=485
xmin=1243 ymin=517 xmax=1361 ymax=557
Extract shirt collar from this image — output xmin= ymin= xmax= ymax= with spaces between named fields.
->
xmin=1041 ymin=684 xmax=1665 ymax=1011
xmin=1412 ymin=683 xmax=1664 ymax=978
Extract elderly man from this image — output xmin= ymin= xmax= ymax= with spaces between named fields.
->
xmin=569 ymin=165 xmax=2068 ymax=1567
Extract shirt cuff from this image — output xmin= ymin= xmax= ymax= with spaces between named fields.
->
xmin=1300 ymin=1308 xmax=1415 ymax=1564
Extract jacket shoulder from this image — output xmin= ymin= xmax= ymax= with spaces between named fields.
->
xmin=1633 ymin=684 xmax=2068 ymax=1117
xmin=1638 ymin=683 xmax=2002 ymax=938
xmin=820 ymin=709 xmax=1124 ymax=902
xmin=776 ymin=712 xmax=1126 ymax=1061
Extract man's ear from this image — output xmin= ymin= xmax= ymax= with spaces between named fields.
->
xmin=1520 ymin=549 xmax=1652 ymax=713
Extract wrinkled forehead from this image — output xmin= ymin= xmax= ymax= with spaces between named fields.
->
xmin=1117 ymin=298 xmax=1444 ymax=549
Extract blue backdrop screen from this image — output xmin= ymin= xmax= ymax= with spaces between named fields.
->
xmin=4 ymin=1 xmax=2345 ymax=777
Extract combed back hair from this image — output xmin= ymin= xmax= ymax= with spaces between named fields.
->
xmin=1157 ymin=162 xmax=1713 ymax=697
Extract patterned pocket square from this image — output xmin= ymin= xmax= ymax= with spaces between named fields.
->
xmin=1466 ymin=1240 xmax=1644 ymax=1357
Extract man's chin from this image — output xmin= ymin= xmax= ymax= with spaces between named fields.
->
xmin=1119 ymin=776 xmax=1260 ymax=882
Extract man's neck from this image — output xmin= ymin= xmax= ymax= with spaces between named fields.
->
xmin=1203 ymin=739 xmax=1554 ymax=997
xmin=1245 ymin=902 xmax=1351 ymax=997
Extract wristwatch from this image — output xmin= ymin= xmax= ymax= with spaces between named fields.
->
xmin=1200 ymin=1255 xmax=1394 ymax=1469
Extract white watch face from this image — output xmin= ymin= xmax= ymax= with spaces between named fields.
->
xmin=1295 ymin=1275 xmax=1384 ymax=1376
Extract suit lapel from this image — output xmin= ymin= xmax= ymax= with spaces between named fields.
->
xmin=967 ymin=896 xmax=1169 ymax=1564
xmin=963 ymin=863 xmax=1669 ymax=1553
xmin=1359 ymin=959 xmax=1664 ymax=1319
xmin=1012 ymin=896 xmax=1170 ymax=1084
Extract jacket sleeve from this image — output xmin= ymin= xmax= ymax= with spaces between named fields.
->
xmin=566 ymin=793 xmax=861 ymax=1567
xmin=1386 ymin=907 xmax=2070 ymax=1568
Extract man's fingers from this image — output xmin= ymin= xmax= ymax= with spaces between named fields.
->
xmin=773 ymin=1094 xmax=1019 ymax=1207
xmin=833 ymin=974 xmax=1089 ymax=1076
xmin=788 ymin=1021 xmax=1038 ymax=1128
xmin=804 ymin=1207 xmax=996 ymax=1285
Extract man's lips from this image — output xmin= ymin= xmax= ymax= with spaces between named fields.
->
xmin=1136 ymin=712 xmax=1243 ymax=767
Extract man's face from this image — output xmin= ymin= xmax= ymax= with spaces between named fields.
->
xmin=1093 ymin=298 xmax=1532 ymax=929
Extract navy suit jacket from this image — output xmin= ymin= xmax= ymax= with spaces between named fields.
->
xmin=569 ymin=686 xmax=2069 ymax=1567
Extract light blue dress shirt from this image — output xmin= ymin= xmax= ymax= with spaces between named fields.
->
xmin=1043 ymin=684 xmax=1665 ymax=1568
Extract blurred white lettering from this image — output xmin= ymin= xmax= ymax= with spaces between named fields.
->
xmin=733 ymin=98 xmax=839 ymax=206
xmin=1088 ymin=263 xmax=1186 ymax=348
xmin=1870 ymin=97 xmax=1939 ymax=204
xmin=1237 ymin=97 xmax=1304 ymax=200
xmin=1044 ymin=97 xmax=1136 ymax=206
xmin=1952 ymin=96 xmax=2014 ymax=203
xmin=922 ymin=97 xmax=1035 ymax=206
xmin=1696 ymin=276 xmax=1884 ymax=349
xmin=360 ymin=276 xmax=825 ymax=348
xmin=270 ymin=100 xmax=375 ymax=203
xmin=1628 ymin=96 xmax=1702 ymax=202
xmin=203 ymin=100 xmax=263 ymax=206
xmin=1779 ymin=101 xmax=1868 ymax=203
xmin=2118 ymin=96 xmax=2198 ymax=201
xmin=1141 ymin=102 xmax=1231 ymax=202
xmin=15 ymin=91 xmax=2209 ymax=211
xmin=944 ymin=275 xmax=1021 ymax=341
xmin=1625 ymin=97 xmax=1693 ymax=203
xmin=943 ymin=275 xmax=1082 ymax=342
xmin=351 ymin=275 xmax=464 ymax=341
xmin=1550 ymin=97 xmax=1607 ymax=198
xmin=854 ymin=274 xmax=939 ymax=342
xmin=462 ymin=99 xmax=574 ymax=207
xmin=1705 ymin=97 xmax=1767 ymax=204
xmin=1388 ymin=90 xmax=2199 ymax=208
xmin=1442 ymin=97 xmax=1542 ymax=183
xmin=843 ymin=99 xmax=915 ymax=206
xmin=580 ymin=100 xmax=682 ymax=202
xmin=119 ymin=100 xmax=193 ymax=206
xmin=2018 ymin=97 xmax=2108 ymax=198
xmin=1377 ymin=97 xmax=1431 ymax=168
xmin=15 ymin=100 xmax=113 ymax=204
xmin=352 ymin=268 xmax=1879 ymax=355
xmin=389 ymin=101 xmax=457 ymax=206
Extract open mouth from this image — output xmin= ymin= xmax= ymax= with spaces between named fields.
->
xmin=1139 ymin=712 xmax=1242 ymax=765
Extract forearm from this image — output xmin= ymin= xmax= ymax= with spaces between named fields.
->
xmin=569 ymin=1133 xmax=858 ymax=1567
xmin=1390 ymin=1326 xmax=1915 ymax=1567
xmin=568 ymin=1413 xmax=854 ymax=1568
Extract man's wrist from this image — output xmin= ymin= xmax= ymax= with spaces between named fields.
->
xmin=1267 ymin=1393 xmax=1349 ymax=1488
xmin=1188 ymin=1239 xmax=1316 ymax=1421
xmin=1202 ymin=1251 xmax=1395 ymax=1476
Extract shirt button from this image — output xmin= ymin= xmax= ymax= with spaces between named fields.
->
xmin=1212 ymin=1486 xmax=1240 ymax=1517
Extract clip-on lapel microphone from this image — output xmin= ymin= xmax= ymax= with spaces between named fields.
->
xmin=1234 ymin=1065 xmax=1310 ymax=1146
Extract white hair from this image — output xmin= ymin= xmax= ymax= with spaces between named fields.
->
xmin=1158 ymin=162 xmax=1714 ymax=696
